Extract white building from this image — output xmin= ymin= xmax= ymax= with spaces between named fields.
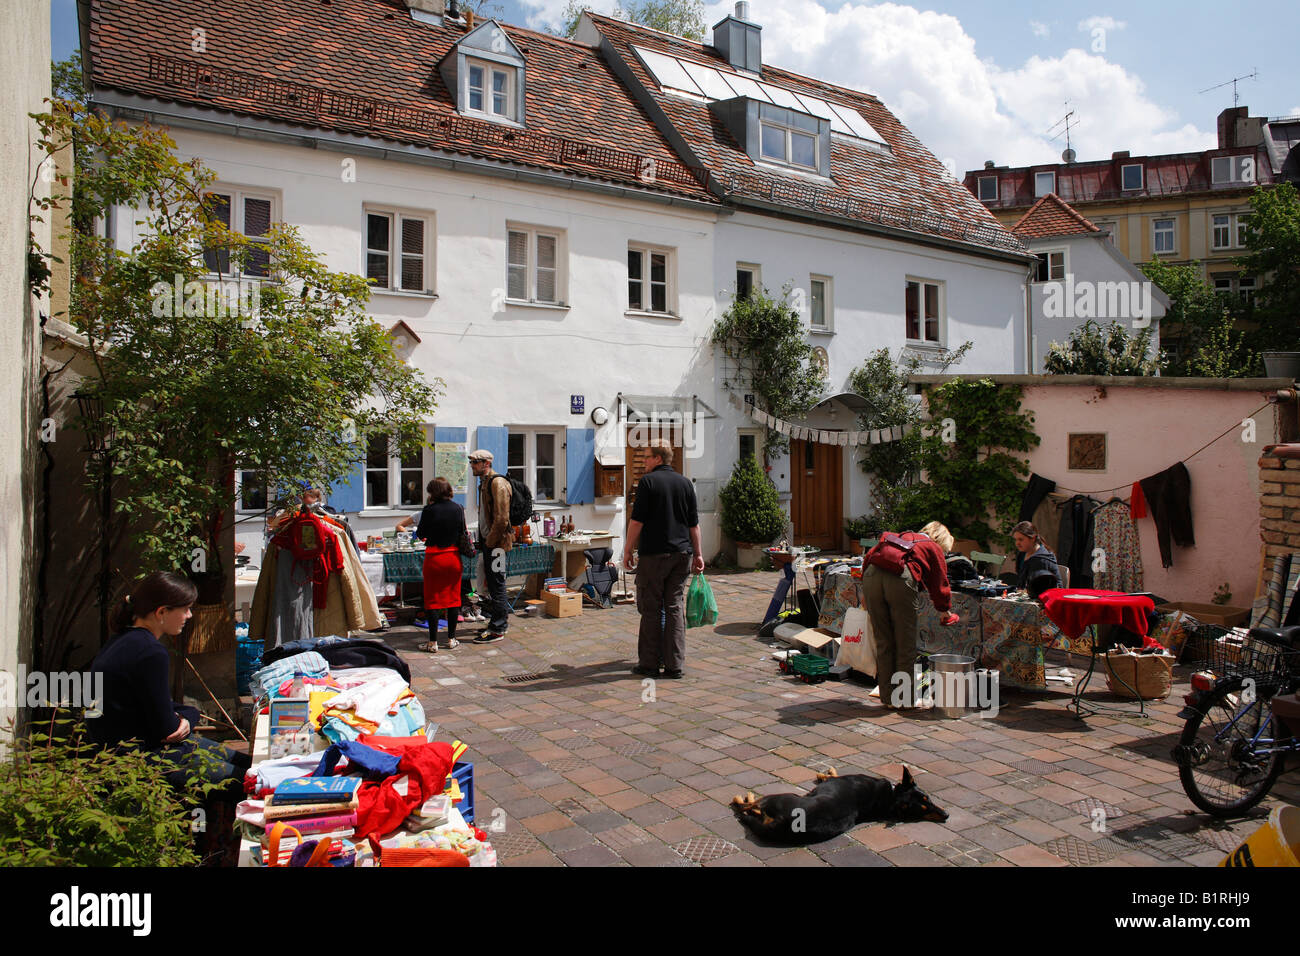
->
xmin=1010 ymin=193 xmax=1168 ymax=373
xmin=85 ymin=0 xmax=1030 ymax=564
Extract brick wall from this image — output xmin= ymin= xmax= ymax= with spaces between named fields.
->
xmin=1259 ymin=450 xmax=1300 ymax=561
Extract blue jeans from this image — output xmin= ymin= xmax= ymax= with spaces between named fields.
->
xmin=151 ymin=735 xmax=250 ymax=799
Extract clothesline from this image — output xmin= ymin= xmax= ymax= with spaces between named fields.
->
xmin=1050 ymin=401 xmax=1271 ymax=498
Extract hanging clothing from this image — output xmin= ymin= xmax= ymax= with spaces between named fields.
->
xmin=1092 ymin=500 xmax=1144 ymax=593
xmin=1138 ymin=462 xmax=1195 ymax=569
xmin=1019 ymin=473 xmax=1057 ymax=522
xmin=1058 ymin=495 xmax=1100 ymax=589
xmin=273 ymin=511 xmax=346 ymax=609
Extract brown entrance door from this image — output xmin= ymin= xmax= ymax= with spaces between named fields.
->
xmin=790 ymin=437 xmax=842 ymax=549
xmin=625 ymin=423 xmax=683 ymax=516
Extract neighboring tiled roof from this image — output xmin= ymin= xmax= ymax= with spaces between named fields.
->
xmin=964 ymin=146 xmax=1276 ymax=211
xmin=86 ymin=0 xmax=714 ymax=202
xmin=1009 ymin=193 xmax=1100 ymax=239
xmin=587 ymin=14 xmax=1025 ymax=256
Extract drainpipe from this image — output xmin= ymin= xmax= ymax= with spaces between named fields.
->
xmin=1023 ymin=258 xmax=1037 ymax=373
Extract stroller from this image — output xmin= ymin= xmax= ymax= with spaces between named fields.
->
xmin=580 ymin=547 xmax=620 ymax=609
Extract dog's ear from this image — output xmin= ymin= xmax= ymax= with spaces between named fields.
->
xmin=900 ymin=767 xmax=914 ymax=788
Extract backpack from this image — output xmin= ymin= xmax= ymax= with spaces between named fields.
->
xmin=493 ymin=474 xmax=534 ymax=527
xmin=865 ymin=532 xmax=917 ymax=576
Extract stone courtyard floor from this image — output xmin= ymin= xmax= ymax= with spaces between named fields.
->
xmin=391 ymin=567 xmax=1300 ymax=867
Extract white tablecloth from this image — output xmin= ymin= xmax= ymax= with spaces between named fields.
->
xmin=358 ymin=551 xmax=397 ymax=598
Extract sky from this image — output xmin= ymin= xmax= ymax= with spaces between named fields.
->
xmin=51 ymin=0 xmax=1299 ymax=176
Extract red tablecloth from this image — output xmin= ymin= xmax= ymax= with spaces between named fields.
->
xmin=1039 ymin=589 xmax=1155 ymax=641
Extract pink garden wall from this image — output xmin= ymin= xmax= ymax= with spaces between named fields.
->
xmin=918 ymin=375 xmax=1294 ymax=606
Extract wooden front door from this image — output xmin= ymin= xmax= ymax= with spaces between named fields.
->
xmin=625 ymin=424 xmax=683 ymax=516
xmin=791 ymin=438 xmax=842 ymax=549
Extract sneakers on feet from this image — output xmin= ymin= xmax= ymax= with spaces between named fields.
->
xmin=475 ymin=632 xmax=505 ymax=644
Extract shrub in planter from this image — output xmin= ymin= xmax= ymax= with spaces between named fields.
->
xmin=720 ymin=455 xmax=786 ymax=546
xmin=0 ymin=714 xmax=208 ymax=866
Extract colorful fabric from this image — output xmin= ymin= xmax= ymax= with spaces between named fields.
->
xmin=313 ymin=740 xmax=403 ymax=780
xmin=917 ymin=592 xmax=982 ymax=659
xmin=248 ymin=651 xmax=329 ymax=699
xmin=1040 ymin=589 xmax=1154 ymax=641
xmin=351 ymin=740 xmax=458 ymax=841
xmin=818 ymin=570 xmax=861 ymax=633
xmin=1092 ymin=500 xmax=1144 ymax=593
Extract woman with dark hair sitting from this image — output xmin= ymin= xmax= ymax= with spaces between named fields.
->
xmin=1012 ymin=521 xmax=1064 ymax=593
xmin=399 ymin=476 xmax=468 ymax=653
xmin=87 ymin=571 xmax=250 ymax=795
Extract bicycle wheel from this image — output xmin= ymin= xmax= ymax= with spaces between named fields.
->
xmin=1176 ymin=681 xmax=1283 ymax=817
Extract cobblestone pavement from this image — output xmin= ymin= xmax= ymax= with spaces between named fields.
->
xmin=393 ymin=568 xmax=1300 ymax=866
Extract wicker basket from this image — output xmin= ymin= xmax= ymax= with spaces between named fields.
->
xmin=185 ymin=602 xmax=235 ymax=654
xmin=1104 ymin=650 xmax=1174 ymax=700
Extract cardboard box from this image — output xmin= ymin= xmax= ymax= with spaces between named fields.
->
xmin=543 ymin=590 xmax=582 ymax=618
xmin=773 ymin=623 xmax=840 ymax=659
xmin=1155 ymin=602 xmax=1250 ymax=629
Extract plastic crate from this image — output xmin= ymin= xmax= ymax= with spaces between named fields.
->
xmin=444 ymin=761 xmax=474 ymax=824
xmin=790 ymin=653 xmax=830 ymax=683
xmin=235 ymin=637 xmax=265 ymax=695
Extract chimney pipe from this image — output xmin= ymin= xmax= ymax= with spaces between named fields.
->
xmin=984 ymin=160 xmax=995 ymax=170
xmin=735 ymin=1 xmax=749 ymax=19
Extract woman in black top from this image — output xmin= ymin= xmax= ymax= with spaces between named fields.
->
xmin=1012 ymin=520 xmax=1065 ymax=596
xmin=399 ymin=477 xmax=468 ymax=652
xmin=88 ymin=572 xmax=250 ymax=795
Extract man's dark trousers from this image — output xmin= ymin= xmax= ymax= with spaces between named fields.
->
xmin=478 ymin=537 xmax=509 ymax=634
xmin=636 ymin=552 xmax=691 ymax=671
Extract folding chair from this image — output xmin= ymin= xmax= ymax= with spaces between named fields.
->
xmin=969 ymin=551 xmax=1005 ymax=577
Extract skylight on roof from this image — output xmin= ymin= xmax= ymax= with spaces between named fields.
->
xmin=631 ymin=45 xmax=886 ymax=146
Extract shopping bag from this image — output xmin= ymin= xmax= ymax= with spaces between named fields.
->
xmin=834 ymin=607 xmax=876 ymax=679
xmin=686 ymin=573 xmax=718 ymax=628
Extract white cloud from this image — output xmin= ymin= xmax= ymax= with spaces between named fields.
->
xmin=517 ymin=0 xmax=1214 ymax=173
xmin=1077 ymin=16 xmax=1127 ymax=32
xmin=1029 ymin=20 xmax=1050 ymax=38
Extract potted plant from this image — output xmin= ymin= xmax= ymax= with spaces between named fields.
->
xmin=720 ymin=455 xmax=786 ymax=569
xmin=1262 ymin=352 xmax=1300 ymax=381
xmin=843 ymin=515 xmax=882 ymax=555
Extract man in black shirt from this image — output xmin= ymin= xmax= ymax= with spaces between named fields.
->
xmin=623 ymin=439 xmax=703 ymax=679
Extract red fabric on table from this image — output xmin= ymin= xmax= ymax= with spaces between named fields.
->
xmin=1039 ymin=588 xmax=1155 ymax=640
xmin=349 ymin=740 xmax=457 ymax=841
xmin=422 ymin=545 xmax=463 ymax=609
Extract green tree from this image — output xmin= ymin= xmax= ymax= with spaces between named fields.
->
xmin=1237 ymin=182 xmax=1300 ymax=355
xmin=1142 ymin=258 xmax=1253 ymax=376
xmin=559 ymin=0 xmax=706 ymax=39
xmin=711 ymin=285 xmax=824 ymax=458
xmin=31 ymin=101 xmax=440 ymax=600
xmin=719 ymin=454 xmax=785 ymax=545
xmin=1043 ymin=319 xmax=1160 ymax=375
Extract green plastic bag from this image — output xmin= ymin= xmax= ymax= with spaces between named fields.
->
xmin=686 ymin=573 xmax=718 ymax=628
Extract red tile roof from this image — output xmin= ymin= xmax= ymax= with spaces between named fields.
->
xmin=86 ymin=0 xmax=715 ymax=202
xmin=586 ymin=14 xmax=1025 ymax=256
xmin=1009 ymin=193 xmax=1100 ymax=239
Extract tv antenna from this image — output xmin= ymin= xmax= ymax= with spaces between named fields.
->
xmin=1047 ymin=107 xmax=1077 ymax=163
xmin=1197 ymin=70 xmax=1258 ymax=108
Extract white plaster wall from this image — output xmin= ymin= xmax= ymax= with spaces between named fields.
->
xmin=0 ymin=0 xmax=50 ymax=743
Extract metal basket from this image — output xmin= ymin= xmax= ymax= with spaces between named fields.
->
xmin=1182 ymin=621 xmax=1299 ymax=683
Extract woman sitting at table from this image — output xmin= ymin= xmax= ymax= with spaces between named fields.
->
xmin=1012 ymin=520 xmax=1064 ymax=592
xmin=88 ymin=571 xmax=250 ymax=796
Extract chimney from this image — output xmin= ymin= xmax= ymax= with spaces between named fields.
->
xmin=1218 ymin=106 xmax=1250 ymax=148
xmin=1112 ymin=150 xmax=1129 ymax=160
xmin=713 ymin=2 xmax=762 ymax=75
xmin=984 ymin=160 xmax=995 ymax=170
xmin=403 ymin=0 xmax=446 ymax=16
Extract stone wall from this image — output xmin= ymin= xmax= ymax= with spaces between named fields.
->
xmin=1259 ymin=448 xmax=1300 ymax=562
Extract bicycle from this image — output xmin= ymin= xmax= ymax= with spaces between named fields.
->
xmin=1172 ymin=622 xmax=1300 ymax=817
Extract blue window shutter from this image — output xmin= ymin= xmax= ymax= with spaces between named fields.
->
xmin=329 ymin=448 xmax=365 ymax=514
xmin=475 ymin=427 xmax=509 ymax=515
xmin=434 ymin=426 xmax=469 ymax=507
xmin=566 ymin=427 xmax=595 ymax=504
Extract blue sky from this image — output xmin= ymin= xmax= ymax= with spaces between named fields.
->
xmin=52 ymin=0 xmax=1298 ymax=174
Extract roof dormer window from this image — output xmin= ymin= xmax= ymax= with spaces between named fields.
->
xmin=439 ymin=19 xmax=526 ymax=126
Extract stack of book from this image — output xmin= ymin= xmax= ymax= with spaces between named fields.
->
xmin=263 ymin=776 xmax=361 ymax=847
xmin=543 ymin=577 xmax=568 ymax=594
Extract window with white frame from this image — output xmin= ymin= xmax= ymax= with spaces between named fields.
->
xmin=735 ymin=263 xmax=759 ymax=299
xmin=1033 ymin=250 xmax=1066 ymax=282
xmin=905 ymin=278 xmax=943 ymax=344
xmin=365 ymin=433 xmax=425 ymax=509
xmin=366 ymin=209 xmax=433 ymax=293
xmin=506 ymin=428 xmax=563 ymax=503
xmin=628 ymin=244 xmax=674 ymax=314
xmin=1153 ymin=218 xmax=1176 ymax=255
xmin=809 ymin=275 xmax=832 ymax=331
xmin=1215 ymin=274 xmax=1256 ymax=305
xmin=1121 ymin=164 xmax=1144 ymax=191
xmin=1236 ymin=213 xmax=1251 ymax=248
xmin=1212 ymin=214 xmax=1232 ymax=250
xmin=1212 ymin=155 xmax=1256 ymax=185
xmin=758 ymin=105 xmax=820 ymax=171
xmin=203 ymin=189 xmax=276 ymax=277
xmin=1034 ymin=171 xmax=1056 ymax=197
xmin=507 ymin=225 xmax=564 ymax=304
xmin=466 ymin=59 xmax=515 ymax=121
xmin=977 ymin=176 xmax=998 ymax=201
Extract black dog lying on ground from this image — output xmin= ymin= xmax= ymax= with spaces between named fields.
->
xmin=731 ymin=767 xmax=948 ymax=844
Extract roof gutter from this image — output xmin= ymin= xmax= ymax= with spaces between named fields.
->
xmin=90 ymin=90 xmax=725 ymax=215
xmin=725 ymin=194 xmax=1036 ymax=266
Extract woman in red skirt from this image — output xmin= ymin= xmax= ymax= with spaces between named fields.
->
xmin=412 ymin=477 xmax=469 ymax=652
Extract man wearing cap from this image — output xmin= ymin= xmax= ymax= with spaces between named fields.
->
xmin=470 ymin=450 xmax=513 ymax=643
